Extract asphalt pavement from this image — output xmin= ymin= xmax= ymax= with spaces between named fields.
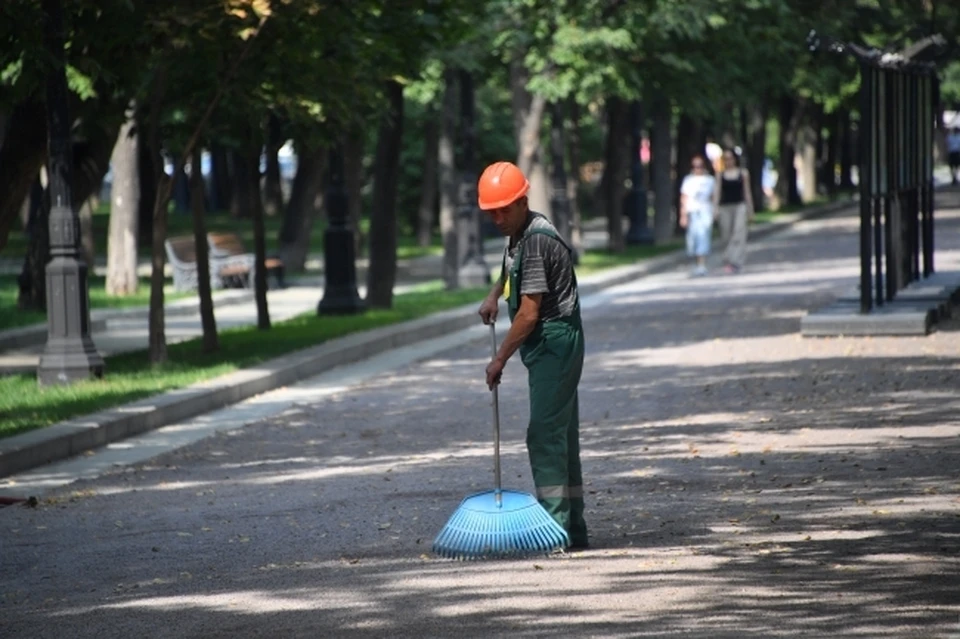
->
xmin=3 ymin=192 xmax=960 ymax=638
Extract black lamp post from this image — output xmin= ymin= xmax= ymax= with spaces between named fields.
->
xmin=625 ymin=100 xmax=653 ymax=245
xmin=549 ymin=102 xmax=577 ymax=263
xmin=37 ymin=0 xmax=104 ymax=386
xmin=455 ymin=70 xmax=490 ymax=287
xmin=318 ymin=145 xmax=364 ymax=314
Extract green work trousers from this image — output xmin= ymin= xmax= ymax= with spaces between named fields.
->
xmin=520 ymin=318 xmax=588 ymax=546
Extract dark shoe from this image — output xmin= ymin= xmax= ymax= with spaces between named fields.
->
xmin=568 ymin=538 xmax=590 ymax=550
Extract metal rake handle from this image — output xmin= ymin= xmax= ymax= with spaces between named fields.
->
xmin=490 ymin=322 xmax=503 ymax=505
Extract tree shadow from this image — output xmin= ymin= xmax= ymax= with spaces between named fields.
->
xmin=4 ymin=197 xmax=960 ymax=637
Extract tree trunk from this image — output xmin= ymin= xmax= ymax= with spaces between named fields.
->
xmin=439 ymin=69 xmax=458 ymax=290
xmin=650 ymin=91 xmax=674 ymax=244
xmin=548 ymin=102 xmax=571 ymax=241
xmin=741 ymin=100 xmax=768 ymax=211
xmin=234 ymin=136 xmax=270 ymax=327
xmin=73 ymin=121 xmax=119 ymax=214
xmin=263 ymin=112 xmax=284 ymax=217
xmin=209 ymin=142 xmax=231 ymax=212
xmin=250 ymin=148 xmax=270 ymax=330
xmin=822 ymin=110 xmax=839 ymax=196
xmin=147 ymin=68 xmax=169 ymax=365
xmin=137 ymin=113 xmax=156 ymax=245
xmin=73 ymin=120 xmax=119 ymax=270
xmin=838 ymin=108 xmax=855 ymax=190
xmin=190 ymin=145 xmax=219 ymax=350
xmin=565 ymin=98 xmax=583 ymax=255
xmin=366 ymin=80 xmax=405 ymax=309
xmin=172 ymin=162 xmax=190 ymax=214
xmin=106 ymin=109 xmax=139 ymax=296
xmin=509 ymin=59 xmax=550 ymax=220
xmin=777 ymin=95 xmax=802 ymax=207
xmin=77 ymin=196 xmax=97 ymax=268
xmin=277 ymin=144 xmax=326 ymax=272
xmin=798 ymin=104 xmax=820 ymax=203
xmin=343 ymin=125 xmax=365 ymax=254
xmin=0 ymin=98 xmax=47 ymax=252
xmin=18 ymin=180 xmax=32 ymax=230
xmin=17 ymin=179 xmax=48 ymax=311
xmin=600 ymin=97 xmax=628 ymax=251
xmin=230 ymin=149 xmax=254 ymax=218
xmin=417 ymin=109 xmax=440 ymax=248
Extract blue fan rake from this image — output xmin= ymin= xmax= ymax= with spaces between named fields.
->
xmin=432 ymin=323 xmax=569 ymax=560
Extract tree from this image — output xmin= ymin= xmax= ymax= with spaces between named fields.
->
xmin=366 ymin=80 xmax=405 ymax=309
xmin=105 ymin=106 xmax=139 ymax=296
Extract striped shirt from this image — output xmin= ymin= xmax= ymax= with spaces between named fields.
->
xmin=502 ymin=213 xmax=578 ymax=322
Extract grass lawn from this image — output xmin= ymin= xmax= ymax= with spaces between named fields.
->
xmin=0 ymin=285 xmax=488 ymax=439
xmin=0 ymin=275 xmax=192 ymax=331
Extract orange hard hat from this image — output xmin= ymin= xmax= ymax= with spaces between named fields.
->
xmin=477 ymin=161 xmax=529 ymax=210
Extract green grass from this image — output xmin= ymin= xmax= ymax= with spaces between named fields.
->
xmin=0 ymin=275 xmax=192 ymax=331
xmin=0 ymin=285 xmax=488 ymax=438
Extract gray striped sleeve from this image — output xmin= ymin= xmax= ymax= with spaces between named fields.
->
xmin=519 ymin=234 xmax=550 ymax=295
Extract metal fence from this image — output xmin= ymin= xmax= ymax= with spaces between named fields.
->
xmin=809 ymin=31 xmax=942 ymax=313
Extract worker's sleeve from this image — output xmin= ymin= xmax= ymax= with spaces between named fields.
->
xmin=519 ymin=235 xmax=550 ymax=295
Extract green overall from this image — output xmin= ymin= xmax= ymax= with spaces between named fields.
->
xmin=504 ymin=225 xmax=588 ymax=546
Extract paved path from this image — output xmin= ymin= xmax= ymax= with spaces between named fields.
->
xmin=3 ymin=192 xmax=960 ymax=638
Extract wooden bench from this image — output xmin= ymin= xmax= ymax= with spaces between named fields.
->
xmin=207 ymin=232 xmax=285 ymax=289
xmin=164 ymin=236 xmax=203 ymax=292
xmin=165 ymin=235 xmax=237 ymax=292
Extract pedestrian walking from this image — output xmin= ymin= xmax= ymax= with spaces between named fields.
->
xmin=947 ymin=127 xmax=960 ymax=185
xmin=712 ymin=148 xmax=755 ymax=274
xmin=679 ymin=155 xmax=716 ymax=277
xmin=476 ymin=160 xmax=589 ymax=550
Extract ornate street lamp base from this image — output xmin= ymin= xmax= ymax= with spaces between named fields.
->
xmin=37 ymin=255 xmax=104 ymax=386
xmin=38 ymin=343 xmax=104 ymax=386
xmin=626 ymin=227 xmax=654 ymax=245
xmin=625 ymin=191 xmax=654 ymax=245
xmin=317 ymin=225 xmax=365 ymax=316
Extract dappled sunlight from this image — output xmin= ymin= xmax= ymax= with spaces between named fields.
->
xmin=6 ymin=202 xmax=960 ymax=637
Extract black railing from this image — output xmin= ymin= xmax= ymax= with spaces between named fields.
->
xmin=808 ymin=30 xmax=943 ymax=313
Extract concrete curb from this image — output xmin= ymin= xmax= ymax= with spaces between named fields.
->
xmin=0 ymin=198 xmax=857 ymax=481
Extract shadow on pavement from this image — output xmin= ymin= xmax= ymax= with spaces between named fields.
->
xmin=3 ymin=195 xmax=960 ymax=638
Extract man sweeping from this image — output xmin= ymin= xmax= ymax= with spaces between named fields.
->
xmin=476 ymin=161 xmax=589 ymax=550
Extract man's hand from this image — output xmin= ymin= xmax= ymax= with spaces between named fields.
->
xmin=485 ymin=357 xmax=504 ymax=390
xmin=478 ymin=294 xmax=499 ymax=325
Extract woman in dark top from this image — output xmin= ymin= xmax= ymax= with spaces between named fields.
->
xmin=711 ymin=149 xmax=755 ymax=273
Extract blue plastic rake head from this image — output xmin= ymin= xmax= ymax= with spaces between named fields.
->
xmin=432 ymin=324 xmax=570 ymax=560
xmin=433 ymin=489 xmax=570 ymax=560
